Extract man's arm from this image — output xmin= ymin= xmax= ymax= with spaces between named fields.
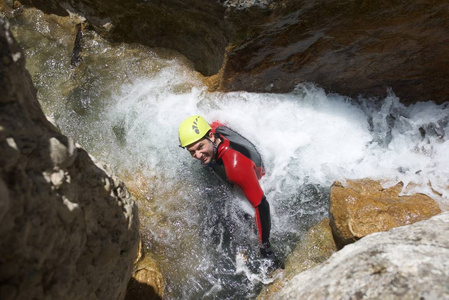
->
xmin=222 ymin=150 xmax=270 ymax=244
xmin=255 ymin=195 xmax=271 ymax=245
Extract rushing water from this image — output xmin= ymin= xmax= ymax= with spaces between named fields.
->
xmin=9 ymin=8 xmax=449 ymax=299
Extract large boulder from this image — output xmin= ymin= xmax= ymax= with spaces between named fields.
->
xmin=217 ymin=0 xmax=449 ymax=104
xmin=329 ymin=179 xmax=441 ymax=248
xmin=10 ymin=0 xmax=449 ymax=104
xmin=265 ymin=211 xmax=449 ymax=299
xmin=15 ymin=0 xmax=229 ymax=76
xmin=0 ymin=17 xmax=139 ymax=300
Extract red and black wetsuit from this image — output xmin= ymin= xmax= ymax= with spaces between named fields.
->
xmin=210 ymin=122 xmax=271 ymax=247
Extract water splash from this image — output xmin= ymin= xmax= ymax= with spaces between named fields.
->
xmin=11 ymin=11 xmax=449 ymax=299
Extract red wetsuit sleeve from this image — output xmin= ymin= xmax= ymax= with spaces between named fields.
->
xmin=221 ymin=149 xmax=264 ymax=207
xmin=210 ymin=121 xmax=225 ymax=134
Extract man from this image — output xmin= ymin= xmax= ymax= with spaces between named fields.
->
xmin=178 ymin=115 xmax=281 ymax=266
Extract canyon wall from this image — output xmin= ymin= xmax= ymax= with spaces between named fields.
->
xmin=0 ymin=17 xmax=139 ymax=300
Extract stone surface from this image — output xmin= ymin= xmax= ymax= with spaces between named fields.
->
xmin=0 ymin=17 xmax=139 ymax=300
xmin=329 ymin=179 xmax=441 ymax=248
xmin=265 ymin=211 xmax=449 ymax=300
xmin=125 ymin=241 xmax=164 ymax=300
xmin=258 ymin=218 xmax=337 ymax=299
xmin=12 ymin=0 xmax=449 ymax=103
xmin=217 ymin=0 xmax=449 ymax=104
xmin=17 ymin=0 xmax=229 ymax=76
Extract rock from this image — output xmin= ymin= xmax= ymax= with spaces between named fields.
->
xmin=265 ymin=211 xmax=449 ymax=299
xmin=217 ymin=0 xmax=449 ymax=104
xmin=16 ymin=0 xmax=449 ymax=103
xmin=283 ymin=218 xmax=337 ymax=279
xmin=329 ymin=179 xmax=441 ymax=248
xmin=258 ymin=218 xmax=337 ymax=299
xmin=0 ymin=17 xmax=139 ymax=300
xmin=125 ymin=242 xmax=165 ymax=300
xmin=19 ymin=0 xmax=230 ymax=76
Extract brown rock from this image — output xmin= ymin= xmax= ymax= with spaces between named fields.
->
xmin=258 ymin=218 xmax=337 ymax=299
xmin=218 ymin=0 xmax=449 ymax=104
xmin=19 ymin=0 xmax=229 ymax=76
xmin=329 ymin=179 xmax=441 ymax=248
xmin=283 ymin=218 xmax=337 ymax=279
xmin=125 ymin=241 xmax=165 ymax=300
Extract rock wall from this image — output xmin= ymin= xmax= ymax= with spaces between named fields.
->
xmin=219 ymin=0 xmax=449 ymax=104
xmin=265 ymin=211 xmax=449 ymax=299
xmin=8 ymin=0 xmax=449 ymax=103
xmin=0 ymin=17 xmax=139 ymax=300
xmin=15 ymin=0 xmax=230 ymax=76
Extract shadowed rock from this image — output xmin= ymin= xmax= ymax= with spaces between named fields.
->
xmin=18 ymin=0 xmax=230 ymax=76
xmin=218 ymin=0 xmax=449 ymax=104
xmin=0 ymin=17 xmax=139 ymax=300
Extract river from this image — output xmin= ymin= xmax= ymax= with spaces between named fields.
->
xmin=9 ymin=8 xmax=449 ymax=299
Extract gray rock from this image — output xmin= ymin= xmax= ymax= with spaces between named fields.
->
xmin=0 ymin=17 xmax=139 ymax=300
xmin=269 ymin=212 xmax=449 ymax=300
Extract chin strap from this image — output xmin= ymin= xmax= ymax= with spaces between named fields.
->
xmin=202 ymin=137 xmax=219 ymax=167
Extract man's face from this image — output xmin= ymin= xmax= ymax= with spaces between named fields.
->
xmin=186 ymin=133 xmax=215 ymax=165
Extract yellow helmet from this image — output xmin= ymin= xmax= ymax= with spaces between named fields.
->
xmin=178 ymin=115 xmax=211 ymax=147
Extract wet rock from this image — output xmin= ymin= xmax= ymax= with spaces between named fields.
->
xmin=329 ymin=179 xmax=441 ymax=248
xmin=218 ymin=0 xmax=449 ymax=104
xmin=264 ymin=211 xmax=449 ymax=300
xmin=19 ymin=0 xmax=230 ymax=76
xmin=0 ymin=17 xmax=139 ymax=300
xmin=258 ymin=218 xmax=337 ymax=299
xmin=283 ymin=218 xmax=337 ymax=278
xmin=70 ymin=23 xmax=83 ymax=68
xmin=125 ymin=242 xmax=165 ymax=300
xmin=16 ymin=0 xmax=449 ymax=103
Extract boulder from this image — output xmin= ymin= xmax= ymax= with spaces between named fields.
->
xmin=329 ymin=179 xmax=441 ymax=248
xmin=12 ymin=0 xmax=449 ymax=104
xmin=16 ymin=0 xmax=229 ymax=76
xmin=218 ymin=0 xmax=449 ymax=104
xmin=0 ymin=17 xmax=139 ymax=300
xmin=283 ymin=218 xmax=337 ymax=280
xmin=265 ymin=211 xmax=449 ymax=299
xmin=258 ymin=218 xmax=337 ymax=299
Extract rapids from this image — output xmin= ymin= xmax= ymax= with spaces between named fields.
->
xmin=9 ymin=9 xmax=449 ymax=299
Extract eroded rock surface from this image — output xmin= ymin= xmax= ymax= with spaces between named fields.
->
xmin=219 ymin=0 xmax=449 ymax=104
xmin=266 ymin=212 xmax=449 ymax=299
xmin=329 ymin=179 xmax=441 ymax=248
xmin=7 ymin=0 xmax=449 ymax=104
xmin=15 ymin=0 xmax=229 ymax=76
xmin=258 ymin=218 xmax=337 ymax=299
xmin=0 ymin=17 xmax=139 ymax=300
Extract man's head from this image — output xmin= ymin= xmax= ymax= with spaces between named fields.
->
xmin=179 ymin=115 xmax=216 ymax=165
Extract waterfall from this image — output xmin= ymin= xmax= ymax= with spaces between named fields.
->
xmin=11 ymin=10 xmax=449 ymax=299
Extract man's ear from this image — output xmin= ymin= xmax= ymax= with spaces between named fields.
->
xmin=208 ymin=131 xmax=215 ymax=141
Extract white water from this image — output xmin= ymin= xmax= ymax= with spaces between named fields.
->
xmin=88 ymin=63 xmax=449 ymax=299
xmin=12 ymin=12 xmax=449 ymax=298
xmin=105 ymin=74 xmax=449 ymax=205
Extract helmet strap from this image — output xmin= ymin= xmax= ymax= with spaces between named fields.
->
xmin=202 ymin=137 xmax=218 ymax=167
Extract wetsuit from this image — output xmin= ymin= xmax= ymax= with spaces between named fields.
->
xmin=210 ymin=122 xmax=271 ymax=248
